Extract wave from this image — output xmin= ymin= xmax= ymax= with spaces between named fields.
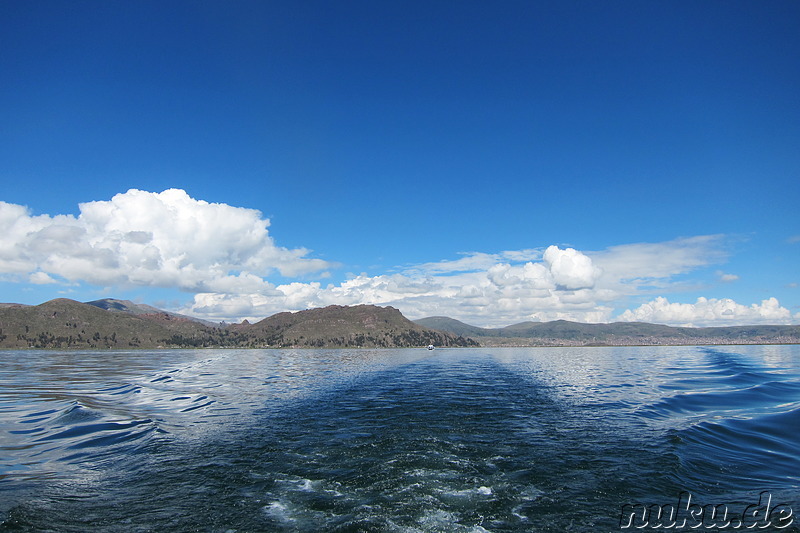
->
xmin=634 ymin=347 xmax=800 ymax=498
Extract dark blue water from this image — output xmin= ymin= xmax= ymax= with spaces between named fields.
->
xmin=1 ymin=346 xmax=798 ymax=532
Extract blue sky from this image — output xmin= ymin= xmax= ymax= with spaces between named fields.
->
xmin=1 ymin=1 xmax=798 ymax=327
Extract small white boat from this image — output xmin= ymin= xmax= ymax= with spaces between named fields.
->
xmin=427 ymin=344 xmax=435 ymax=350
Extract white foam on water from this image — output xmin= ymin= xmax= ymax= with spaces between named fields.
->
xmin=274 ymin=475 xmax=316 ymax=492
xmin=414 ymin=508 xmax=494 ymax=532
xmin=417 ymin=508 xmax=459 ymax=528
xmin=262 ymin=500 xmax=295 ymax=523
xmin=518 ymin=484 xmax=544 ymax=500
xmin=437 ymin=488 xmax=471 ymax=499
xmin=511 ymin=505 xmax=528 ymax=521
xmin=436 ymin=485 xmax=495 ymax=500
xmin=511 ymin=484 xmax=545 ymax=520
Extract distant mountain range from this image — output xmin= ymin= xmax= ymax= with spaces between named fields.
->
xmin=1 ymin=298 xmax=797 ymax=350
xmin=413 ymin=316 xmax=800 ymax=346
xmin=0 ymin=299 xmax=475 ymax=349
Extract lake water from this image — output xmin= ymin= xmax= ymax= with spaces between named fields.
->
xmin=1 ymin=346 xmax=798 ymax=532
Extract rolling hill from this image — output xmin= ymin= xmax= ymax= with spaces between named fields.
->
xmin=230 ymin=305 xmax=477 ymax=348
xmin=0 ymin=298 xmax=228 ymax=349
xmin=2 ymin=298 xmax=797 ymax=349
xmin=414 ymin=317 xmax=800 ymax=346
xmin=0 ymin=299 xmax=475 ymax=349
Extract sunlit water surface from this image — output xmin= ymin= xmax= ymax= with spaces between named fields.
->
xmin=1 ymin=346 xmax=798 ymax=532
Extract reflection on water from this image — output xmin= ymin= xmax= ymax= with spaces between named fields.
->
xmin=1 ymin=346 xmax=799 ymax=531
xmin=0 ymin=349 xmax=430 ymax=483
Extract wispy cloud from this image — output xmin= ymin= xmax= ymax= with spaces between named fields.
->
xmin=716 ymin=270 xmax=739 ymax=283
xmin=589 ymin=235 xmax=729 ymax=282
xmin=403 ymin=249 xmax=542 ymax=276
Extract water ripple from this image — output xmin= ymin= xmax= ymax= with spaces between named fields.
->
xmin=2 ymin=346 xmax=799 ymax=532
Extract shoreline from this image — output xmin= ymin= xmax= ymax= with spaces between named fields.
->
xmin=2 ymin=340 xmax=799 ymax=351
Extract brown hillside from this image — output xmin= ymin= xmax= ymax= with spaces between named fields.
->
xmin=0 ymin=300 xmax=476 ymax=349
xmin=0 ymin=298 xmax=223 ymax=349
xmin=232 ymin=304 xmax=476 ymax=348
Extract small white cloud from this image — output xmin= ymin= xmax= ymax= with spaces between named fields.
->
xmin=29 ymin=271 xmax=57 ymax=285
xmin=716 ymin=270 xmax=739 ymax=282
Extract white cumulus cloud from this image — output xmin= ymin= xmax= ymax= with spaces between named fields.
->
xmin=543 ymin=245 xmax=601 ymax=289
xmin=618 ymin=296 xmax=793 ymax=327
xmin=0 ymin=189 xmax=331 ymax=292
